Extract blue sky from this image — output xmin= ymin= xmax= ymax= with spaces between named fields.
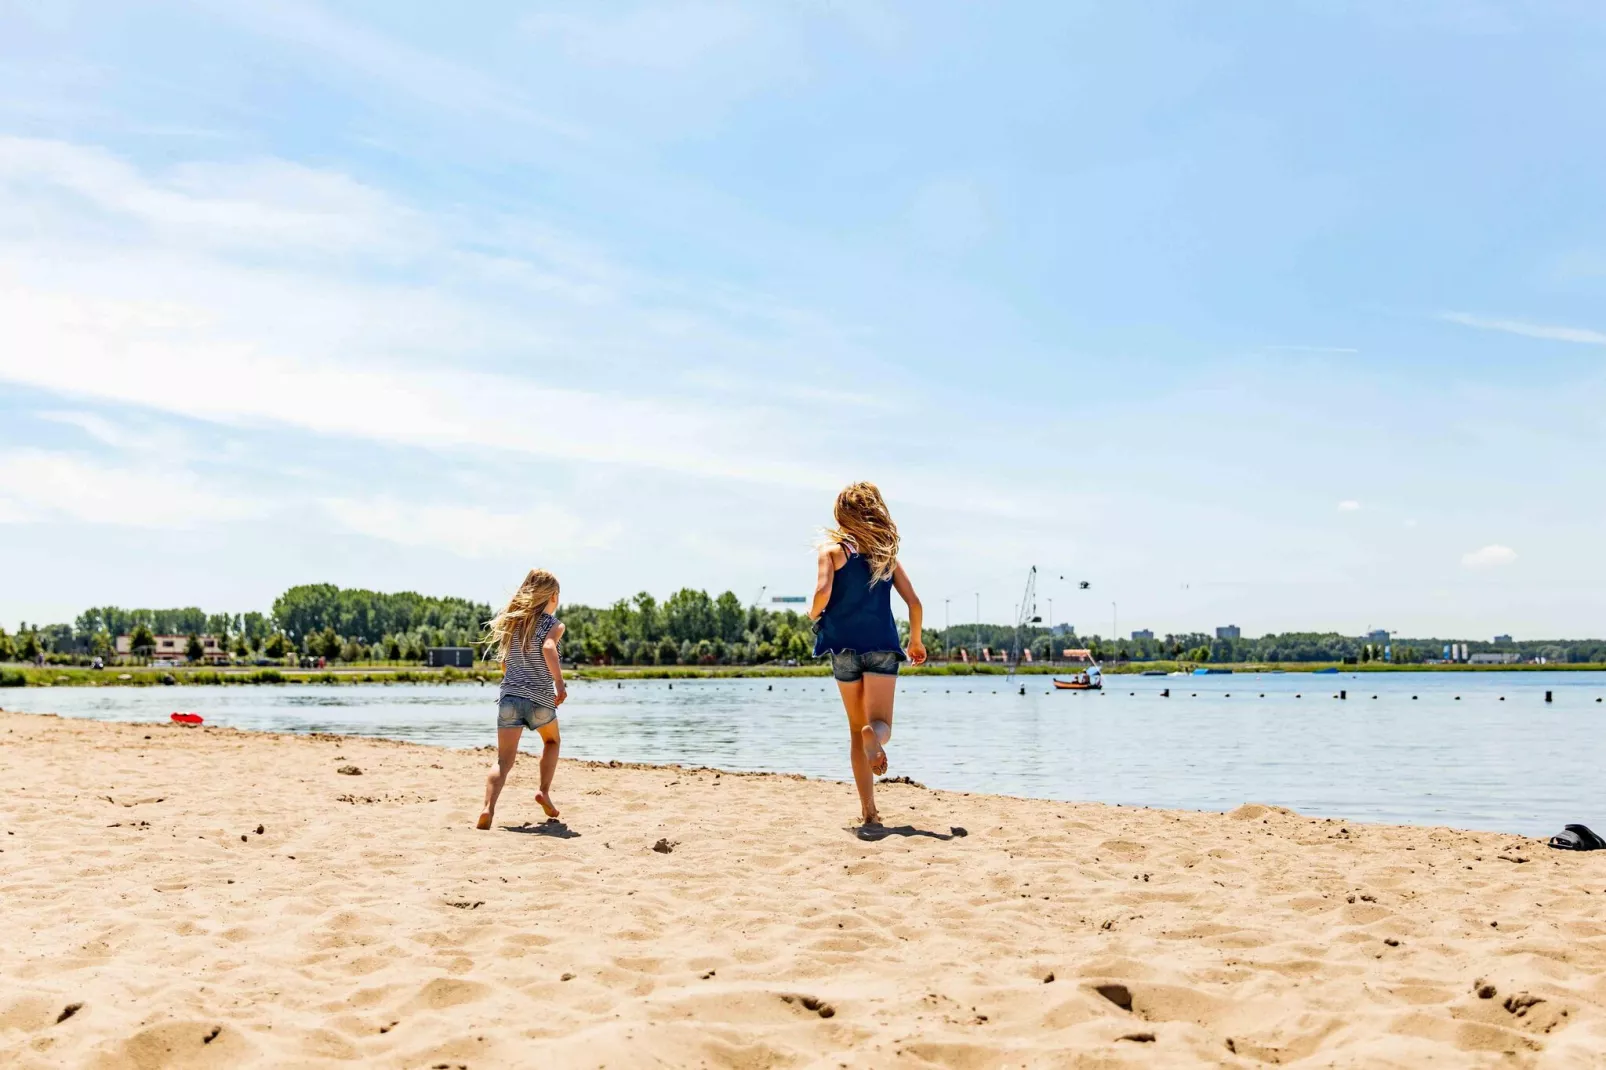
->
xmin=2 ymin=1 xmax=1603 ymax=639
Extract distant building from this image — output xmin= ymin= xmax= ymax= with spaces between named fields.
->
xmin=426 ymin=647 xmax=475 ymax=668
xmin=1366 ymin=629 xmax=1390 ymax=642
xmin=1469 ymin=652 xmax=1520 ymax=665
xmin=1493 ymin=634 xmax=1513 ymax=644
xmin=116 ymin=633 xmax=227 ymax=664
xmin=1216 ymin=625 xmax=1241 ymax=640
xmin=1051 ymin=623 xmax=1075 ymax=636
xmin=1131 ymin=629 xmax=1154 ymax=641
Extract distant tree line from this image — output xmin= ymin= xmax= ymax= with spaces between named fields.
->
xmin=7 ymin=589 xmax=1606 ymax=668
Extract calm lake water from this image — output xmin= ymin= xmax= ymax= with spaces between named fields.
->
xmin=14 ymin=672 xmax=1605 ymax=837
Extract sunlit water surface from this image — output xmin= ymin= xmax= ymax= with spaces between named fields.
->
xmin=19 ymin=671 xmax=1606 ymax=836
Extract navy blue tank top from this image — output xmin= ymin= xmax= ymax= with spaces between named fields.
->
xmin=813 ymin=550 xmax=904 ymax=658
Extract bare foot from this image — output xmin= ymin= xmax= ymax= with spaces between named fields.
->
xmin=860 ymin=724 xmax=888 ymax=776
xmin=862 ymin=810 xmax=881 ymax=826
xmin=476 ymin=811 xmax=493 ymax=830
xmin=535 ymin=790 xmax=560 ymax=819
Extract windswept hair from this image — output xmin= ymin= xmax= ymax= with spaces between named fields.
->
xmin=485 ymin=568 xmax=560 ymax=661
xmin=827 ymin=482 xmax=899 ymax=584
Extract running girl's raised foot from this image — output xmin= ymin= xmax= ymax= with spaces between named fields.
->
xmin=535 ymin=789 xmax=560 ymax=819
xmin=860 ymin=723 xmax=888 ymax=777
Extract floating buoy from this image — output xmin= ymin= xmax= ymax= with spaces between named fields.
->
xmin=170 ymin=712 xmax=203 ymax=725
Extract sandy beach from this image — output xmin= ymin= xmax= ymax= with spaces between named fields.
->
xmin=2 ymin=709 xmax=1605 ymax=1068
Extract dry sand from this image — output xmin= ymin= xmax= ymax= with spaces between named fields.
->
xmin=2 ymin=709 xmax=1606 ymax=1068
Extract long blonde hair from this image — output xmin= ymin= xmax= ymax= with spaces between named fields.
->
xmin=486 ymin=568 xmax=560 ymax=660
xmin=827 ymin=482 xmax=899 ymax=584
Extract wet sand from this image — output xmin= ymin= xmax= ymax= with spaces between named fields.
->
xmin=2 ymin=709 xmax=1605 ymax=1067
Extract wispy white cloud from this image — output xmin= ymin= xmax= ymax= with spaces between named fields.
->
xmin=1461 ymin=544 xmax=1517 ymax=570
xmin=0 ymin=136 xmax=421 ymax=256
xmin=522 ymin=3 xmax=774 ymax=72
xmin=193 ymin=0 xmax=585 ymax=140
xmin=1440 ymin=312 xmax=1606 ymax=346
xmin=35 ymin=410 xmax=190 ymax=454
xmin=1264 ymin=345 xmax=1360 ymax=354
xmin=0 ymin=448 xmax=261 ymax=528
xmin=1337 ymin=499 xmax=1361 ymax=511
xmin=0 ymin=137 xmax=1037 ymax=520
xmin=321 ymin=496 xmax=621 ymax=560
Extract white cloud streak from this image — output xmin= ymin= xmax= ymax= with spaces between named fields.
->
xmin=0 ymin=449 xmax=261 ymax=528
xmin=0 ymin=137 xmax=1037 ymax=523
xmin=1441 ymin=312 xmax=1606 ymax=346
xmin=321 ymin=496 xmax=622 ymax=559
xmin=1337 ymin=500 xmax=1361 ymax=511
xmin=1461 ymin=544 xmax=1517 ymax=570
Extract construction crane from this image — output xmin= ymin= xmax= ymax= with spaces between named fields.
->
xmin=1008 ymin=566 xmax=1042 ymax=678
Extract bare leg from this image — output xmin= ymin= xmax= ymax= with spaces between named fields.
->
xmin=534 ymin=719 xmax=561 ymax=818
xmin=479 ymin=726 xmax=523 ymax=829
xmin=861 ymin=672 xmax=897 ymax=780
xmin=836 ymin=679 xmax=879 ymax=824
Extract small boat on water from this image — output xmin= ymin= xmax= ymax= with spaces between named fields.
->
xmin=1193 ymin=667 xmax=1233 ymax=675
xmin=1313 ymin=667 xmax=1340 ymax=675
xmin=1053 ymin=649 xmax=1102 ymax=691
xmin=1140 ymin=670 xmax=1167 ymax=676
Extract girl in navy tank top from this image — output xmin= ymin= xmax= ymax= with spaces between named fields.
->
xmin=808 ymin=482 xmax=927 ymax=826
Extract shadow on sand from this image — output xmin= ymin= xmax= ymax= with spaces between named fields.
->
xmin=503 ymin=819 xmax=581 ymax=838
xmin=855 ymin=823 xmax=968 ymax=843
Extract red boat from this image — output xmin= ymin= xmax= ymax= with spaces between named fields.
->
xmin=1052 ymin=677 xmax=1101 ymax=691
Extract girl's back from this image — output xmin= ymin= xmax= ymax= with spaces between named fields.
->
xmin=501 ymin=614 xmax=559 ymax=705
xmin=813 ymin=547 xmax=902 ymax=657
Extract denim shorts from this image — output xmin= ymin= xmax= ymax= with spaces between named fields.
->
xmin=497 ymin=694 xmax=556 ymax=731
xmin=829 ymin=649 xmax=903 ymax=682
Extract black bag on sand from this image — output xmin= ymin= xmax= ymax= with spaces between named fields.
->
xmin=1548 ymin=824 xmax=1606 ymax=851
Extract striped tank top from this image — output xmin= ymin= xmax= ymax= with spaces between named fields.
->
xmin=499 ymin=613 xmax=560 ymax=706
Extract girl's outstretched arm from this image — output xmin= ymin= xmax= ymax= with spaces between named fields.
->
xmin=891 ymin=562 xmax=926 ymax=664
xmin=808 ymin=546 xmax=838 ymax=621
xmin=543 ymin=621 xmax=567 ymax=706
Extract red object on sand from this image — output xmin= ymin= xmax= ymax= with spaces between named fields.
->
xmin=170 ymin=712 xmax=204 ymax=724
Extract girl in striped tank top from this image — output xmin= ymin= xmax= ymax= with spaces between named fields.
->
xmin=477 ymin=568 xmax=568 ymax=830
